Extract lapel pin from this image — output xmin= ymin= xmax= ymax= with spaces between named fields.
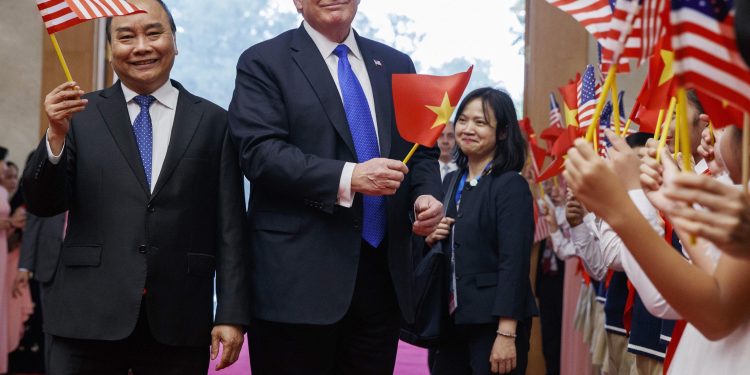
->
xmin=374 ymin=59 xmax=382 ymax=66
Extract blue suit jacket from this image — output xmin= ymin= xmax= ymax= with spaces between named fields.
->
xmin=228 ymin=25 xmax=442 ymax=325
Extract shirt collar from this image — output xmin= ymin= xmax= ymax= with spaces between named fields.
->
xmin=121 ymin=80 xmax=178 ymax=110
xmin=303 ymin=21 xmax=363 ymax=62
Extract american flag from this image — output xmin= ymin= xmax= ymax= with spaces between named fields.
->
xmin=598 ymin=101 xmax=614 ymax=155
xmin=577 ymin=65 xmax=599 ymax=129
xmin=533 ymin=198 xmax=552 ymax=243
xmin=671 ymin=0 xmax=750 ymax=112
xmin=546 ymin=0 xmax=630 ymax=71
xmin=36 ymin=0 xmax=143 ymax=34
xmin=604 ymin=0 xmax=669 ymax=67
xmin=549 ymin=93 xmax=564 ymax=129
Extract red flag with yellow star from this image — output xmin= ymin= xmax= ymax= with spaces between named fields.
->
xmin=392 ymin=66 xmax=473 ymax=147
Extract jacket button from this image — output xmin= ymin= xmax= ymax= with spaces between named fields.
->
xmin=138 ymin=245 xmax=147 ymax=254
xmin=147 ymin=204 xmax=155 ymax=212
xmin=457 ymin=213 xmax=463 ymax=218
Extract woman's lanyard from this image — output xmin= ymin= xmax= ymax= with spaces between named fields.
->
xmin=454 ymin=163 xmax=492 ymax=210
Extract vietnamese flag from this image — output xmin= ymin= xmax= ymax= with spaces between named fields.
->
xmin=536 ymin=126 xmax=581 ymax=183
xmin=519 ymin=118 xmax=548 ymax=176
xmin=392 ymin=66 xmax=473 ymax=147
xmin=558 ymin=75 xmax=580 ymax=128
xmin=635 ymin=49 xmax=675 ymax=134
xmin=694 ymin=90 xmax=743 ymax=129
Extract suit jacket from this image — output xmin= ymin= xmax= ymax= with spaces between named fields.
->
xmin=228 ymin=25 xmax=442 ymax=325
xmin=22 ymin=80 xmax=250 ymax=347
xmin=443 ymin=169 xmax=538 ymax=325
xmin=19 ymin=211 xmax=66 ymax=283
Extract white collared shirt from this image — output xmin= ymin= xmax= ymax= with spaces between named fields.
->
xmin=303 ymin=21 xmax=378 ymax=208
xmin=439 ymin=160 xmax=458 ymax=181
xmin=46 ymin=80 xmax=179 ymax=193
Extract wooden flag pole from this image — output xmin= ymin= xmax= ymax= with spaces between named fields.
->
xmin=655 ymin=97 xmax=677 ymax=162
xmin=402 ymin=143 xmax=420 ymax=164
xmin=653 ymin=109 xmax=666 ymax=140
xmin=585 ymin=66 xmax=617 ymax=151
xmin=673 ymin=100 xmax=681 ymax=159
xmin=611 ymin=80 xmax=621 ymax=136
xmin=677 ymin=88 xmax=693 ymax=173
xmin=50 ymin=34 xmax=73 ymax=82
xmin=743 ymin=113 xmax=749 ymax=194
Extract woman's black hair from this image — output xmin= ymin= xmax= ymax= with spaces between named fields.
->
xmin=453 ymin=87 xmax=527 ymax=174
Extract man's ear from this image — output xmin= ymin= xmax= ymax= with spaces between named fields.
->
xmin=174 ymin=35 xmax=178 ymax=55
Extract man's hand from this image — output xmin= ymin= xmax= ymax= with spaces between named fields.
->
xmin=413 ymin=195 xmax=444 ymax=236
xmin=351 ymin=158 xmax=408 ymax=196
xmin=45 ymin=81 xmax=88 ymax=155
xmin=12 ymin=270 xmax=30 ymax=298
xmin=210 ymin=324 xmax=244 ymax=371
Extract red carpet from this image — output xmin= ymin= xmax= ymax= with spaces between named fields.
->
xmin=208 ymin=338 xmax=429 ymax=374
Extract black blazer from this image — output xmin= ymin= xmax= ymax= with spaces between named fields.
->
xmin=19 ymin=211 xmax=66 ymax=283
xmin=22 ymin=80 xmax=250 ymax=347
xmin=444 ymin=169 xmax=538 ymax=325
xmin=228 ymin=25 xmax=442 ymax=325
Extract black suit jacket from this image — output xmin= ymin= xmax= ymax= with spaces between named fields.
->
xmin=22 ymin=80 xmax=250 ymax=347
xmin=228 ymin=25 xmax=441 ymax=325
xmin=443 ymin=169 xmax=538 ymax=325
xmin=19 ymin=211 xmax=66 ymax=283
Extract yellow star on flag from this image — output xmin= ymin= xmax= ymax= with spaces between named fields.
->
xmin=658 ymin=49 xmax=674 ymax=86
xmin=426 ymin=92 xmax=455 ymax=129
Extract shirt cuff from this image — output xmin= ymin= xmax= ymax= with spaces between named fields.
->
xmin=337 ymin=162 xmax=356 ymax=208
xmin=45 ymin=129 xmax=65 ymax=165
xmin=627 ymin=189 xmax=663 ymax=234
xmin=570 ymin=222 xmax=591 ymax=243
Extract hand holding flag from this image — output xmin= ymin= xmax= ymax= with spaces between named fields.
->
xmin=392 ymin=66 xmax=473 ymax=163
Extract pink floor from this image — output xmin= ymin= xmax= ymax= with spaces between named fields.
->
xmin=208 ymin=338 xmax=429 ymax=375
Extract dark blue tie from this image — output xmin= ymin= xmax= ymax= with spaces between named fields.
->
xmin=333 ymin=44 xmax=386 ymax=248
xmin=132 ymin=95 xmax=156 ymax=188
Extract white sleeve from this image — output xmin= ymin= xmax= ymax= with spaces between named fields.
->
xmin=337 ymin=162 xmax=356 ymax=207
xmin=570 ymin=219 xmax=607 ymax=281
xmin=45 ymin=129 xmax=65 ymax=165
xmin=598 ymin=220 xmax=625 ymax=272
xmin=550 ymin=229 xmax=576 ymax=260
xmin=619 ymin=189 xmax=682 ymax=319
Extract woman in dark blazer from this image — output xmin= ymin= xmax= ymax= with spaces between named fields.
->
xmin=428 ymin=87 xmax=538 ymax=374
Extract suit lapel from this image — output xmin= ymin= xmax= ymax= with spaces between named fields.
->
xmin=149 ymin=81 xmax=203 ymax=201
xmin=290 ymin=26 xmax=357 ymax=158
xmin=97 ymin=82 xmax=150 ymax=197
xmin=357 ymin=35 xmax=393 ymax=158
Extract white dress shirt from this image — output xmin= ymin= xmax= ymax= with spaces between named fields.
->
xmin=439 ymin=160 xmax=458 ymax=181
xmin=47 ymin=80 xmax=179 ymax=193
xmin=303 ymin=21 xmax=378 ymax=208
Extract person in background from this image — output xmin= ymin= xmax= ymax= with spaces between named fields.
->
xmin=21 ymin=0 xmax=250 ymax=372
xmin=427 ymin=87 xmax=537 ymax=374
xmin=439 ymin=120 xmax=458 ymax=181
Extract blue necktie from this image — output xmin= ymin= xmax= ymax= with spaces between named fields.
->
xmin=132 ymin=95 xmax=156 ymax=188
xmin=333 ymin=44 xmax=386 ymax=248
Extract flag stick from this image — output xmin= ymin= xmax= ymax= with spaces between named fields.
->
xmin=612 ymin=81 xmax=621 ymax=136
xmin=743 ymin=113 xmax=749 ymax=194
xmin=623 ymin=119 xmax=633 ymax=134
xmin=586 ymin=66 xmax=617 ymax=151
xmin=655 ymin=97 xmax=677 ymax=162
xmin=653 ymin=109 xmax=666 ymax=140
xmin=677 ymin=88 xmax=692 ymax=173
xmin=553 ymin=176 xmax=559 ymax=188
xmin=708 ymin=122 xmax=716 ymax=145
xmin=50 ymin=34 xmax=73 ymax=82
xmin=673 ymin=100 xmax=681 ymax=159
xmin=402 ymin=143 xmax=420 ymax=164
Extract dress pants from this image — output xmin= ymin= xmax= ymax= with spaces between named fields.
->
xmin=431 ymin=320 xmax=532 ymax=375
xmin=535 ymin=255 xmax=564 ymax=375
xmin=248 ymin=240 xmax=401 ymax=375
xmin=47 ymin=301 xmax=208 ymax=375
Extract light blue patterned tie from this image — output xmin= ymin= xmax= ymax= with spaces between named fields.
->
xmin=333 ymin=44 xmax=386 ymax=248
xmin=132 ymin=95 xmax=156 ymax=188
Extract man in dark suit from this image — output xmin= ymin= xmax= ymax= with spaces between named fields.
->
xmin=15 ymin=212 xmax=65 ymax=294
xmin=21 ymin=0 xmax=249 ymax=373
xmin=228 ymin=1 xmax=444 ymax=373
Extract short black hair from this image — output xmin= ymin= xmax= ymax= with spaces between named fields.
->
xmin=0 ymin=146 xmax=7 ymax=161
xmin=453 ymin=87 xmax=527 ymax=175
xmin=105 ymin=0 xmax=176 ymax=43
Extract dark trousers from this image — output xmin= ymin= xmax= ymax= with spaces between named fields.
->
xmin=431 ymin=320 xmax=531 ymax=375
xmin=47 ymin=302 xmax=208 ymax=375
xmin=248 ymin=241 xmax=400 ymax=375
xmin=536 ymin=265 xmax=564 ymax=375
